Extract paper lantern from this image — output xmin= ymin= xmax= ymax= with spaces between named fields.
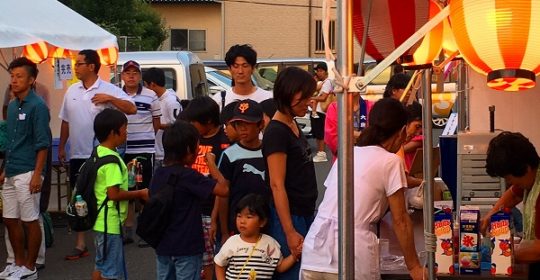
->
xmin=400 ymin=0 xmax=444 ymax=69
xmin=450 ymin=0 xmax=540 ymax=91
xmin=22 ymin=41 xmax=49 ymax=64
xmin=97 ymin=47 xmax=118 ymax=66
xmin=352 ymin=0 xmax=430 ymax=61
xmin=51 ymin=47 xmax=72 ymax=59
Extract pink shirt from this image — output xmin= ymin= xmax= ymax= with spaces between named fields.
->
xmin=324 ymin=100 xmax=374 ymax=160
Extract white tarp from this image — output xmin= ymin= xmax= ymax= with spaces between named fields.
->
xmin=0 ymin=0 xmax=117 ymax=50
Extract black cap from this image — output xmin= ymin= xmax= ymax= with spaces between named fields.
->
xmin=230 ymin=99 xmax=263 ymax=123
xmin=315 ymin=62 xmax=328 ymax=72
xmin=122 ymin=60 xmax=141 ymax=72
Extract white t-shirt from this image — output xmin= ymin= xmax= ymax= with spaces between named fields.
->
xmin=59 ymin=79 xmax=134 ymax=159
xmin=300 ymin=145 xmax=406 ymax=278
xmin=212 ymin=87 xmax=272 ymax=111
xmin=125 ymin=86 xmax=161 ymax=154
xmin=214 ymin=234 xmax=283 ymax=280
xmin=155 ymin=89 xmax=182 ymax=160
xmin=316 ymin=78 xmax=334 ymax=113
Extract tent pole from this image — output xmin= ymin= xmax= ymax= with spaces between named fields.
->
xmin=422 ymin=68 xmax=436 ymax=280
xmin=337 ymin=0 xmax=354 ymax=279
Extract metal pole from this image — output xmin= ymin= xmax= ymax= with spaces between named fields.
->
xmin=422 ymin=68 xmax=436 ymax=280
xmin=456 ymin=60 xmax=468 ymax=131
xmin=337 ymin=0 xmax=354 ymax=279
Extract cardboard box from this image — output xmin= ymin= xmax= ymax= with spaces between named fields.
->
xmin=459 ymin=207 xmax=481 ymax=274
xmin=490 ymin=211 xmax=513 ymax=275
xmin=434 ymin=208 xmax=454 ymax=274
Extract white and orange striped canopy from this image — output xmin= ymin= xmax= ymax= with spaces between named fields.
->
xmin=450 ymin=0 xmax=540 ymax=91
xmin=352 ymin=0 xmax=430 ymax=62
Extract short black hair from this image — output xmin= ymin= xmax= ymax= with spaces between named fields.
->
xmin=357 ymin=98 xmax=407 ymax=147
xmin=8 ymin=57 xmax=39 ymax=79
xmin=406 ymin=101 xmax=422 ymax=123
xmin=260 ymin=98 xmax=277 ymax=118
xmin=142 ymin=67 xmax=166 ymax=87
xmin=179 ymin=96 xmax=220 ymax=126
xmin=383 ymin=72 xmax=410 ymax=98
xmin=225 ymin=44 xmax=257 ymax=67
xmin=221 ymin=101 xmax=239 ymax=125
xmin=79 ymin=49 xmax=101 ymax=74
xmin=94 ymin=108 xmax=127 ymax=143
xmin=235 ymin=193 xmax=270 ymax=223
xmin=273 ymin=67 xmax=316 ymax=114
xmin=486 ymin=131 xmax=540 ymax=178
xmin=163 ymin=120 xmax=200 ymax=165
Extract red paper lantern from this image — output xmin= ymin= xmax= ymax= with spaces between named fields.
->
xmin=22 ymin=41 xmax=49 ymax=64
xmin=450 ymin=0 xmax=540 ymax=91
xmin=352 ymin=0 xmax=430 ymax=61
xmin=97 ymin=47 xmax=118 ymax=66
xmin=401 ymin=0 xmax=444 ymax=68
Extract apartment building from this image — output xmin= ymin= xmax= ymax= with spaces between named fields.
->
xmin=150 ymin=0 xmax=364 ymax=60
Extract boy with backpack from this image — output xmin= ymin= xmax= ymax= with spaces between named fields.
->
xmin=217 ymin=99 xmax=270 ymax=240
xmin=149 ymin=120 xmax=229 ymax=280
xmin=90 ymin=108 xmax=149 ymax=280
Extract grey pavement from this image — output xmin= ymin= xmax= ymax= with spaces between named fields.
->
xmin=0 ymin=139 xmax=333 ymax=280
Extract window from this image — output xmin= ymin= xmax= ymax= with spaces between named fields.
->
xmin=315 ymin=20 xmax=336 ymax=52
xmin=170 ymin=29 xmax=206 ymax=52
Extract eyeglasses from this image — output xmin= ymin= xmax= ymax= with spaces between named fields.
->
xmin=74 ymin=62 xmax=88 ymax=67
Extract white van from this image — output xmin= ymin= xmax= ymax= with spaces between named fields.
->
xmin=114 ymin=51 xmax=209 ymax=101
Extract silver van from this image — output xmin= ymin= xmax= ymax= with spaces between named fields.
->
xmin=114 ymin=51 xmax=209 ymax=100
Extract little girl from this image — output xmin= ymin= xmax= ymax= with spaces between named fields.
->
xmin=214 ymin=194 xmax=300 ymax=280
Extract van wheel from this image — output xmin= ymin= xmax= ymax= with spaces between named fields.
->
xmin=432 ymin=117 xmax=448 ymax=128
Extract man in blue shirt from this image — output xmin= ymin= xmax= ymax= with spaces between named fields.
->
xmin=0 ymin=57 xmax=51 ymax=280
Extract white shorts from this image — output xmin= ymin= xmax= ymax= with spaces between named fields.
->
xmin=2 ymin=171 xmax=41 ymax=222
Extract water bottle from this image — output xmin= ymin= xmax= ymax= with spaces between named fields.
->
xmin=135 ymin=162 xmax=143 ymax=186
xmin=128 ymin=159 xmax=136 ymax=189
xmin=74 ymin=195 xmax=88 ymax=217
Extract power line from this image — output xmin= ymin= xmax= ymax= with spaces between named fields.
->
xmin=218 ymin=0 xmax=335 ymax=9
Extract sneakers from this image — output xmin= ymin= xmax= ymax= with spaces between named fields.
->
xmin=65 ymin=247 xmax=90 ymax=260
xmin=137 ymin=239 xmax=150 ymax=248
xmin=0 ymin=264 xmax=18 ymax=279
xmin=312 ymin=151 xmax=328 ymax=162
xmin=5 ymin=266 xmax=37 ymax=280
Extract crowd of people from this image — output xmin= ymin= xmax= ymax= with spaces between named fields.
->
xmin=1 ymin=42 xmax=539 ymax=280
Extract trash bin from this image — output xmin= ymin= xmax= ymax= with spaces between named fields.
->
xmin=439 ymin=135 xmax=457 ymax=209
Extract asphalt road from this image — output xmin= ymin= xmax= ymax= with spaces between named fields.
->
xmin=0 ymin=140 xmax=333 ymax=280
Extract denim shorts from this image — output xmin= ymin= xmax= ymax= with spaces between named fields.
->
xmin=268 ymin=206 xmax=314 ymax=280
xmin=156 ymin=254 xmax=202 ymax=280
xmin=95 ymin=232 xmax=125 ymax=279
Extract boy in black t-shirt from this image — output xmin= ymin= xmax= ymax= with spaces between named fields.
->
xmin=179 ymin=96 xmax=231 ymax=280
xmin=218 ymin=99 xmax=270 ymax=240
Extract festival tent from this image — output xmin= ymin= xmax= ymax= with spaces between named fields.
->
xmin=0 ymin=0 xmax=118 ymax=67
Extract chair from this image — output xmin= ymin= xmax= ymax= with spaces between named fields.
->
xmin=51 ymin=138 xmax=70 ymax=211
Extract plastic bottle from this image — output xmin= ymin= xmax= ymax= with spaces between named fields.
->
xmin=136 ymin=162 xmax=143 ymax=186
xmin=128 ymin=159 xmax=136 ymax=189
xmin=74 ymin=195 xmax=88 ymax=217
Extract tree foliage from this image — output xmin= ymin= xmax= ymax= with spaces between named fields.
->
xmin=60 ymin=0 xmax=167 ymax=51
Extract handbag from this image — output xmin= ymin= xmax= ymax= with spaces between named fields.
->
xmin=320 ymin=92 xmax=336 ymax=112
xmin=408 ymin=182 xmax=424 ymax=210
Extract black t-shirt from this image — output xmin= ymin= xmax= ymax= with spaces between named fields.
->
xmin=218 ymin=143 xmax=270 ymax=232
xmin=150 ymin=165 xmax=216 ymax=256
xmin=262 ymin=120 xmax=318 ymax=216
xmin=191 ymin=128 xmax=230 ymax=215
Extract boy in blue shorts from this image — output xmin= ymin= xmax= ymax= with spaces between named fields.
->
xmin=92 ymin=109 xmax=149 ymax=280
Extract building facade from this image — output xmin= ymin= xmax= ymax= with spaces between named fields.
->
xmin=150 ymin=0 xmax=363 ymax=60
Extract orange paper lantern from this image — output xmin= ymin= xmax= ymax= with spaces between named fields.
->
xmin=450 ymin=0 xmax=540 ymax=91
xmin=22 ymin=41 xmax=49 ymax=64
xmin=401 ymin=0 xmax=444 ymax=69
xmin=51 ymin=47 xmax=72 ymax=59
xmin=97 ymin=47 xmax=118 ymax=66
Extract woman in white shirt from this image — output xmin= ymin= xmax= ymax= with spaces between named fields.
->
xmin=300 ymin=98 xmax=425 ymax=280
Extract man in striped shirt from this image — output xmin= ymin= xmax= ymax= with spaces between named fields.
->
xmin=121 ymin=60 xmax=161 ymax=244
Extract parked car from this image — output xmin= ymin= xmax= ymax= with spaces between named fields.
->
xmin=205 ymin=66 xmax=232 ymax=96
xmin=113 ymin=51 xmax=209 ymax=101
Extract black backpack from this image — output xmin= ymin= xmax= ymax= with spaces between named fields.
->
xmin=136 ymin=173 xmax=177 ymax=248
xmin=66 ymin=147 xmax=121 ymax=232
